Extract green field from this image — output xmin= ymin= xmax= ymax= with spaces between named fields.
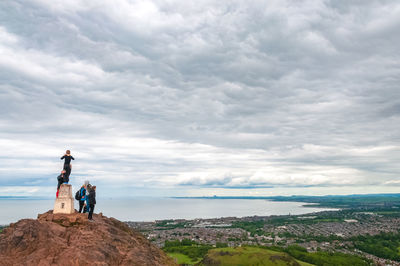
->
xmin=197 ymin=246 xmax=313 ymax=266
xmin=167 ymin=252 xmax=202 ymax=265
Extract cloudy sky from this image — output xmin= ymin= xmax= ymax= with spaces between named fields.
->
xmin=0 ymin=0 xmax=399 ymax=198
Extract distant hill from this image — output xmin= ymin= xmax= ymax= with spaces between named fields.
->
xmin=0 ymin=210 xmax=176 ymax=266
xmin=175 ymin=193 xmax=400 ymax=209
xmin=197 ymin=246 xmax=313 ymax=266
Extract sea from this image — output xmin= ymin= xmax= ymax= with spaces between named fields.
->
xmin=0 ymin=197 xmax=337 ymax=225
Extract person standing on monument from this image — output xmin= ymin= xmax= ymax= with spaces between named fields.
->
xmin=88 ymin=186 xmax=96 ymax=220
xmin=56 ymin=170 xmax=66 ymax=198
xmin=60 ymin=150 xmax=74 ymax=179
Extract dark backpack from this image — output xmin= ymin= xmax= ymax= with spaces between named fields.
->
xmin=75 ymin=189 xmax=81 ymax=201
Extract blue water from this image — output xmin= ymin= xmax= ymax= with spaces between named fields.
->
xmin=0 ymin=198 xmax=337 ymax=225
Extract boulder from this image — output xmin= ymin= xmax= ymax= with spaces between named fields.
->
xmin=0 ymin=210 xmax=176 ymax=266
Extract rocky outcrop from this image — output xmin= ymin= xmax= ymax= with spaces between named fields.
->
xmin=0 ymin=211 xmax=176 ymax=266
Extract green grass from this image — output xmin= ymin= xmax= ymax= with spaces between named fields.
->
xmin=167 ymin=252 xmax=202 ymax=265
xmin=163 ymin=243 xmax=212 ymax=262
xmin=198 ymin=246 xmax=314 ymax=266
xmin=295 ymin=259 xmax=314 ymax=266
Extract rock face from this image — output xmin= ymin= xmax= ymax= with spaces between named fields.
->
xmin=53 ymin=184 xmax=74 ymax=214
xmin=0 ymin=211 xmax=176 ymax=266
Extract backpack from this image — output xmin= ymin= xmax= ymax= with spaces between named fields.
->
xmin=75 ymin=189 xmax=81 ymax=201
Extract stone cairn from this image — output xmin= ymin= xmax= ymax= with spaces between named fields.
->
xmin=53 ymin=184 xmax=74 ymax=214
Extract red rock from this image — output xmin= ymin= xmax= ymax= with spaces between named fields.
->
xmin=0 ymin=210 xmax=176 ymax=266
xmin=46 ymin=214 xmax=53 ymax=221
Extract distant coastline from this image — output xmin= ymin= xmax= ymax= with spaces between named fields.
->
xmin=172 ymin=193 xmax=400 ymax=199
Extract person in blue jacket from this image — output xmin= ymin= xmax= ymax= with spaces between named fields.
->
xmin=78 ymin=184 xmax=87 ymax=213
xmin=84 ymin=183 xmax=92 ymax=213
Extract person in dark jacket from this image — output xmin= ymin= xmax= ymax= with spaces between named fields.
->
xmin=60 ymin=150 xmax=74 ymax=179
xmin=88 ymin=186 xmax=96 ymax=220
xmin=56 ymin=170 xmax=66 ymax=197
xmin=78 ymin=184 xmax=87 ymax=213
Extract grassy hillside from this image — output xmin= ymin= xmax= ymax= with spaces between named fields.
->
xmin=164 ymin=239 xmax=370 ymax=265
xmin=197 ymin=246 xmax=313 ymax=266
xmin=167 ymin=252 xmax=203 ymax=265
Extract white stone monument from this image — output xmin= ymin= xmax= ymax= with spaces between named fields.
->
xmin=53 ymin=184 xmax=74 ymax=214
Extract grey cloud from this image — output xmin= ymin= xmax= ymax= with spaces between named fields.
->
xmin=0 ymin=0 xmax=399 ymax=196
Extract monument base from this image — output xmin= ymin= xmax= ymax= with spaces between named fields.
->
xmin=54 ymin=184 xmax=74 ymax=214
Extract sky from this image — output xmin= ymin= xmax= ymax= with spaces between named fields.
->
xmin=0 ymin=0 xmax=399 ymax=198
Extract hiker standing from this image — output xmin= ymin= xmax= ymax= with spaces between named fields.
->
xmin=88 ymin=186 xmax=96 ymax=220
xmin=84 ymin=183 xmax=92 ymax=213
xmin=60 ymin=150 xmax=74 ymax=179
xmin=78 ymin=184 xmax=87 ymax=213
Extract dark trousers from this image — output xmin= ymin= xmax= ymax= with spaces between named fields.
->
xmin=88 ymin=204 xmax=95 ymax=220
xmin=57 ymin=177 xmax=63 ymax=190
xmin=63 ymin=164 xmax=71 ymax=179
xmin=79 ymin=201 xmax=85 ymax=213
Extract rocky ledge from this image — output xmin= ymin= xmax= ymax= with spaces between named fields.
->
xmin=0 ymin=211 xmax=176 ymax=266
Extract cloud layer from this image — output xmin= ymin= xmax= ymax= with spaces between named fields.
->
xmin=0 ymin=0 xmax=399 ymax=196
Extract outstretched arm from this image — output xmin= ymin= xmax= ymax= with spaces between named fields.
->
xmin=60 ymin=155 xmax=65 ymax=160
xmin=71 ymin=156 xmax=75 ymax=160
